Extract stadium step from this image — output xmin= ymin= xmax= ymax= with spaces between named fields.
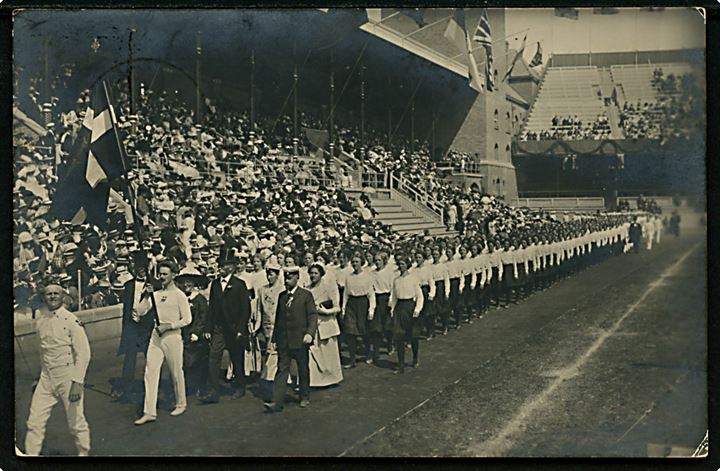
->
xmin=362 ymin=190 xmax=456 ymax=237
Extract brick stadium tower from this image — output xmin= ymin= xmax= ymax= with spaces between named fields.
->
xmin=362 ymin=8 xmax=519 ymax=201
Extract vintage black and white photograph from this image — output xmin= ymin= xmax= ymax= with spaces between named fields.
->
xmin=12 ymin=7 xmax=707 ymax=457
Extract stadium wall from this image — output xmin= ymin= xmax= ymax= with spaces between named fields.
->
xmin=449 ymin=8 xmax=518 ymax=202
xmin=513 ymin=145 xmax=705 ymax=197
xmin=550 ymin=48 xmax=705 ymax=68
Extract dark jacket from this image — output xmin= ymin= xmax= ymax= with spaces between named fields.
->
xmin=272 ymin=287 xmax=318 ymax=350
xmin=183 ymin=292 xmax=210 ymax=367
xmin=117 ymin=279 xmax=155 ymax=356
xmin=207 ymin=275 xmax=252 ymax=341
xmin=629 ymin=222 xmax=643 ymax=242
xmin=182 ymin=292 xmax=209 ymax=343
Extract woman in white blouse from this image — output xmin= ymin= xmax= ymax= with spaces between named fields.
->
xmin=307 ymin=263 xmax=343 ymax=387
xmin=341 ymin=253 xmax=376 ymax=369
xmin=389 ymin=255 xmax=424 ymax=374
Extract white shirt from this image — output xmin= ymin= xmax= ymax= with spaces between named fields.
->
xmin=36 ymin=306 xmax=91 ymax=384
xmin=390 ymin=273 xmax=424 ymax=315
xmin=221 ymin=274 xmax=233 ymax=292
xmin=343 ymin=270 xmax=376 ymax=316
xmin=373 ymin=264 xmax=398 ymax=295
xmin=139 ymin=284 xmax=192 ymax=332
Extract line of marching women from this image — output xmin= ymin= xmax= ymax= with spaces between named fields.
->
xmin=22 ymin=210 xmax=652 ymax=454
xmin=81 ymin=214 xmax=645 ymax=425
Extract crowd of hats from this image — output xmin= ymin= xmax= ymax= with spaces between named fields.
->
xmin=14 ymin=75 xmax=648 ymax=316
xmin=619 ymin=70 xmax=703 ymax=141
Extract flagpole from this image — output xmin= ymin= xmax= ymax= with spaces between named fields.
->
xmin=250 ymin=48 xmax=255 ymax=132
xmin=293 ymin=40 xmax=299 ymax=157
xmin=129 ymin=17 xmax=137 ymax=117
xmin=328 ymin=49 xmax=335 ymax=158
xmin=77 ymin=269 xmax=82 ymax=310
xmin=195 ymin=31 xmax=202 ymax=124
xmin=103 ymin=80 xmax=160 ymax=325
xmin=360 ymin=61 xmax=365 ymax=166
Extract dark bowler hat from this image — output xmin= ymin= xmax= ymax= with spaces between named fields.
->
xmin=218 ymin=246 xmax=237 ymax=266
xmin=132 ymin=251 xmax=149 ymax=270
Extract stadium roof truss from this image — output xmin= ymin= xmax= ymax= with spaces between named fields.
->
xmin=359 ymin=8 xmax=482 ymax=81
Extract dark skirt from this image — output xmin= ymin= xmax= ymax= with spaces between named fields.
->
xmin=511 ymin=264 xmax=525 ymax=288
xmin=419 ymin=285 xmax=430 ymax=318
xmin=369 ymin=292 xmax=391 ymax=334
xmin=434 ymin=280 xmax=446 ymax=303
xmin=502 ymin=264 xmax=515 ymax=290
xmin=463 ymin=274 xmax=474 ymax=306
xmin=392 ymin=299 xmax=421 ymax=340
xmin=343 ymin=295 xmax=368 ymax=336
xmin=491 ymin=267 xmax=501 ymax=290
xmin=448 ymin=278 xmax=461 ymax=309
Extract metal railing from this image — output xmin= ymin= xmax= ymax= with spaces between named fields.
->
xmin=436 ymin=160 xmax=485 ymax=175
xmin=390 ymin=173 xmax=444 ymax=226
xmin=513 ymin=196 xmax=606 ymax=210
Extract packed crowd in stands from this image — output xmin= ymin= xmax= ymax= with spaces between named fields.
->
xmin=520 ymin=113 xmax=612 ymax=142
xmin=620 ymin=69 xmax=703 ymax=141
xmin=14 ymin=68 xmax=662 ymax=320
xmin=14 ymin=65 xmax=675 ymax=433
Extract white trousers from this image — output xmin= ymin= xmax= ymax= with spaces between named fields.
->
xmin=143 ymin=330 xmax=186 ymax=417
xmin=25 ymin=371 xmax=90 ymax=456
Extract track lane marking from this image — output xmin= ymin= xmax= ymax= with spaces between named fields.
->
xmin=466 ymin=243 xmax=700 ymax=456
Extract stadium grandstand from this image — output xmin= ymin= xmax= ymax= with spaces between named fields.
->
xmin=11 ymin=8 xmax=707 ymax=457
xmin=13 ymin=7 xmax=705 ymax=310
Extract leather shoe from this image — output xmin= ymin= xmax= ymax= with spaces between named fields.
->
xmin=198 ymin=393 xmax=219 ymax=404
xmin=170 ymin=407 xmax=186 ymax=416
xmin=263 ymin=402 xmax=283 ymax=413
xmin=299 ymin=399 xmax=310 ymax=408
xmin=134 ymin=414 xmax=156 ymax=425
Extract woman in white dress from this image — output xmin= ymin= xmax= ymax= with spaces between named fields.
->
xmin=307 ymin=263 xmax=343 ymax=387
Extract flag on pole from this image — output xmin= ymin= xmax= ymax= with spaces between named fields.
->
xmin=502 ymin=34 xmax=527 ymax=83
xmin=470 ymin=9 xmax=495 ymax=92
xmin=473 ymin=9 xmax=492 ymax=46
xmin=485 ymin=46 xmax=495 ymax=92
xmin=529 ymin=42 xmax=543 ymax=68
xmin=453 ymin=10 xmax=484 ymax=94
xmin=466 ymin=33 xmax=485 ymax=93
xmin=555 ymin=8 xmax=579 ymax=20
xmin=50 ymin=82 xmax=130 ymax=228
xmin=443 ymin=8 xmax=467 ymax=53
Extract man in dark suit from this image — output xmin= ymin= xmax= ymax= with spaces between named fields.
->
xmin=264 ymin=266 xmax=318 ymax=412
xmin=199 ymin=247 xmax=252 ymax=403
xmin=113 ymin=252 xmax=156 ymax=401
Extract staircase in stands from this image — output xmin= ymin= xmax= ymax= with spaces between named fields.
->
xmin=346 ymin=174 xmax=455 ymax=237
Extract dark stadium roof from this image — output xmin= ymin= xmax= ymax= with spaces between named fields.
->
xmin=358 ymin=8 xmax=487 ymax=82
